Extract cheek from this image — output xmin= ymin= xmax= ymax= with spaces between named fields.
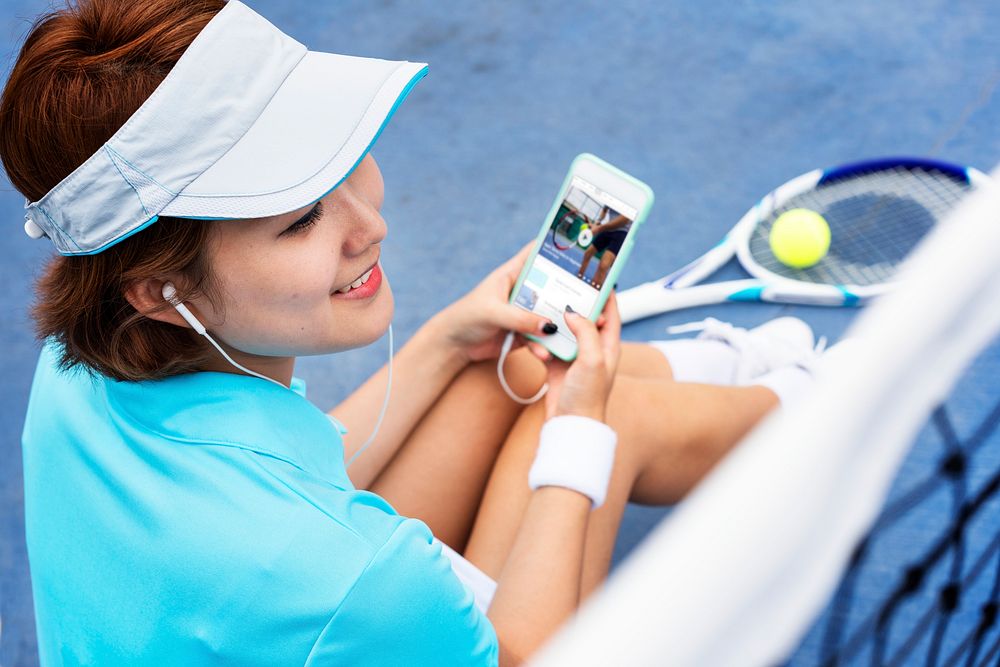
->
xmin=252 ymin=268 xmax=335 ymax=314
xmin=215 ymin=249 xmax=338 ymax=323
xmin=203 ymin=226 xmax=390 ymax=354
xmin=208 ymin=267 xmax=394 ymax=355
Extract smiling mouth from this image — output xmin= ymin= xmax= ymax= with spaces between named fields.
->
xmin=334 ymin=264 xmax=377 ymax=294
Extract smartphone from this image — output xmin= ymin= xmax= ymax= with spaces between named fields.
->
xmin=509 ymin=153 xmax=654 ymax=361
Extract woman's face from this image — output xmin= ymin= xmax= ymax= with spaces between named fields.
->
xmin=189 ymin=154 xmax=393 ymax=358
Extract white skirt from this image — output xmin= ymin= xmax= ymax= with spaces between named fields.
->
xmin=434 ymin=537 xmax=498 ymax=615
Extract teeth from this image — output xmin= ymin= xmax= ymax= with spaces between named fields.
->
xmin=336 ymin=267 xmax=376 ymax=294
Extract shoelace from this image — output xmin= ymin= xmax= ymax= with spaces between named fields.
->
xmin=666 ymin=317 xmax=827 ymax=383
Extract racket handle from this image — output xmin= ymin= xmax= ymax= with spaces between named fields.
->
xmin=619 ymin=280 xmax=763 ymax=322
xmin=756 ymin=284 xmax=866 ymax=307
xmin=618 ymin=280 xmax=865 ymax=323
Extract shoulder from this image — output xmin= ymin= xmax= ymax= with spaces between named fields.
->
xmin=22 ymin=340 xmax=494 ymax=663
xmin=24 ymin=336 xmax=353 ymax=488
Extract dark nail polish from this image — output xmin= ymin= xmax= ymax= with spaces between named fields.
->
xmin=613 ymin=282 xmax=619 ymax=290
xmin=542 ymin=322 xmax=558 ymax=334
xmin=564 ymin=304 xmax=575 ymax=314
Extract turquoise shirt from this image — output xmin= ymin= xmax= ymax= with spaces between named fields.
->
xmin=21 ymin=341 xmax=498 ymax=666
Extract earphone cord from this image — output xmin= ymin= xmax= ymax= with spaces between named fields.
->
xmin=196 ymin=321 xmax=394 ymax=469
xmin=497 ymin=331 xmax=548 ymax=404
xmin=200 ymin=328 xmax=287 ymax=388
xmin=165 ymin=283 xmax=394 ymax=467
xmin=191 ymin=316 xmax=541 ymax=462
xmin=346 ymin=324 xmax=393 ymax=468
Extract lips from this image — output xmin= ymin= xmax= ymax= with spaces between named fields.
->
xmin=335 ymin=266 xmax=376 ymax=293
xmin=331 ymin=262 xmax=383 ymax=300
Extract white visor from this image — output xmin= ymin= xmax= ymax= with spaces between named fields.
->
xmin=22 ymin=0 xmax=427 ymax=255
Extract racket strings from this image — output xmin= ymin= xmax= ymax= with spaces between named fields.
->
xmin=785 ymin=339 xmax=1000 ymax=667
xmin=823 ymin=169 xmax=966 ymax=269
xmin=554 ymin=185 xmax=605 ymax=249
xmin=777 ymin=169 xmax=958 ymax=280
xmin=784 ymin=168 xmax=962 ymax=278
xmin=747 ymin=167 xmax=973 ymax=288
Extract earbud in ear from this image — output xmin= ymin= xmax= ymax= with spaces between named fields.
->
xmin=158 ymin=282 xmax=289 ymax=391
xmin=161 ymin=282 xmax=206 ymax=335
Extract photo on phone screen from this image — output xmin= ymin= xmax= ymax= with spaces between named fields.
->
xmin=517 ymin=175 xmax=638 ymax=346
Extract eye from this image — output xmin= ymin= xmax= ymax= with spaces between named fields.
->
xmin=282 ymin=202 xmax=323 ymax=236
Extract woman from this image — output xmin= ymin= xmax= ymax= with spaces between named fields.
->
xmin=5 ymin=1 xmax=821 ymax=664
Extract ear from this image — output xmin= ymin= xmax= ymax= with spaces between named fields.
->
xmin=123 ymin=278 xmax=201 ymax=330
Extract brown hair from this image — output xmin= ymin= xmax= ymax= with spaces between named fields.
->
xmin=0 ymin=0 xmax=227 ymax=381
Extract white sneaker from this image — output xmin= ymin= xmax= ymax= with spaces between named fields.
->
xmin=657 ymin=316 xmax=824 ymax=384
xmin=794 ymin=337 xmax=857 ymax=379
xmin=752 ymin=337 xmax=855 ymax=410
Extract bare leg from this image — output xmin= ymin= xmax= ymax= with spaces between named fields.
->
xmin=368 ymin=341 xmax=670 ymax=551
xmin=370 ymin=331 xmax=767 ymax=599
xmin=615 ymin=341 xmax=673 ymax=380
xmin=592 ymin=249 xmax=616 ymax=288
xmin=464 ymin=377 xmax=778 ymax=597
xmin=577 ymin=245 xmax=597 ymax=279
xmin=368 ymin=347 xmax=544 ymax=552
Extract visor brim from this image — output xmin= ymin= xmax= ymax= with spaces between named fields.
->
xmin=160 ymin=52 xmax=427 ymax=220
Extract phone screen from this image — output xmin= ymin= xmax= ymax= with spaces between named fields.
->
xmin=513 ymin=175 xmax=638 ymax=346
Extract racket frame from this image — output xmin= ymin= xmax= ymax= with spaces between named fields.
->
xmin=619 ymin=158 xmax=990 ymax=323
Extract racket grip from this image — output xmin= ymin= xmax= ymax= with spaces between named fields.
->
xmin=618 ymin=280 xmax=865 ymax=323
xmin=758 ymin=284 xmax=864 ymax=307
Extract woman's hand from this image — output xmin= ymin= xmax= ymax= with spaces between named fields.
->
xmin=542 ymin=292 xmax=622 ymax=422
xmin=434 ymin=243 xmax=557 ymax=364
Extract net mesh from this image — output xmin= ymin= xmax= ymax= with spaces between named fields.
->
xmin=747 ymin=167 xmax=973 ymax=287
xmin=785 ymin=336 xmax=1000 ymax=667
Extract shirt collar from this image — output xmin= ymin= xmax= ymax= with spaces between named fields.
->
xmin=103 ymin=369 xmax=354 ymax=490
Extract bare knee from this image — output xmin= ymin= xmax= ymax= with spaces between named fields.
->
xmin=617 ymin=342 xmax=674 ymax=380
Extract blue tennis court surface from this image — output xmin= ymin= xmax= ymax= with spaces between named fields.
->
xmin=2 ymin=1 xmax=998 ymax=664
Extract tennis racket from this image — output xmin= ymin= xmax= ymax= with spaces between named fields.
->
xmin=552 ymin=213 xmax=577 ymax=250
xmin=552 ymin=210 xmax=593 ymax=251
xmin=618 ymin=157 xmax=991 ymax=323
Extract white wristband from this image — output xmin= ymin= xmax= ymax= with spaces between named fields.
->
xmin=528 ymin=415 xmax=618 ymax=509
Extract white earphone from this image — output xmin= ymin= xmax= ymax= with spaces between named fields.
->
xmin=161 ymin=281 xmax=278 ymax=386
xmin=161 ymin=282 xmax=207 ymax=335
xmin=161 ymin=281 xmax=393 ymax=467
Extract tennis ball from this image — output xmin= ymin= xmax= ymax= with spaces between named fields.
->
xmin=769 ymin=208 xmax=831 ymax=269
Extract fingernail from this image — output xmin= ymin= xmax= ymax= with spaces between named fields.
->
xmin=613 ymin=282 xmax=619 ymax=290
xmin=564 ymin=304 xmax=576 ymax=316
xmin=542 ymin=322 xmax=558 ymax=334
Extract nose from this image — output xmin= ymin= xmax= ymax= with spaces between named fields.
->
xmin=338 ymin=186 xmax=386 ymax=257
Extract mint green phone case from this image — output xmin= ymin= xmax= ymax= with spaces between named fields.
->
xmin=509 ymin=153 xmax=655 ymax=361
